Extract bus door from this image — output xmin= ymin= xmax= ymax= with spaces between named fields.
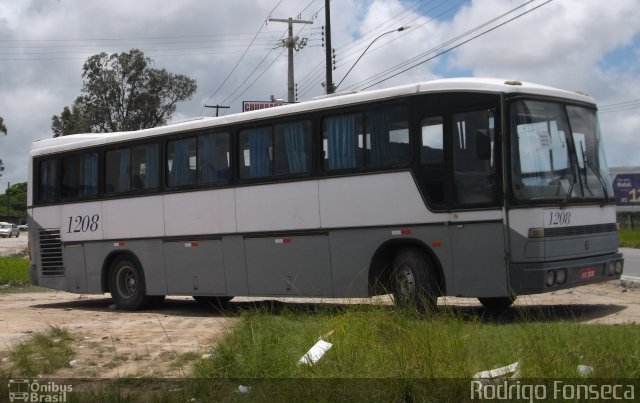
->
xmin=447 ymin=108 xmax=509 ymax=297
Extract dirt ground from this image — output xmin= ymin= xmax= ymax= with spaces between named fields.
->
xmin=0 ymin=281 xmax=638 ymax=378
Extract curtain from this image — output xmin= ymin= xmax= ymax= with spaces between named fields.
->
xmin=367 ymin=110 xmax=390 ymax=165
xmin=169 ymin=140 xmax=190 ymax=186
xmin=326 ymin=114 xmax=356 ymax=169
xmin=145 ymin=144 xmax=159 ymax=189
xmin=283 ymin=121 xmax=308 ymax=173
xmin=249 ymin=127 xmax=271 ymax=177
xmin=200 ymin=134 xmax=217 ymax=183
xmin=40 ymin=160 xmax=56 ymax=201
xmin=118 ymin=149 xmax=130 ymax=192
xmin=82 ymin=153 xmax=98 ymax=196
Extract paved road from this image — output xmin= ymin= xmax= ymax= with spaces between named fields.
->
xmin=621 ymin=247 xmax=640 ymax=281
xmin=0 ymin=231 xmax=28 ymax=256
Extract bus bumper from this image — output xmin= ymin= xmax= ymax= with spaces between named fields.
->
xmin=509 ymin=252 xmax=624 ymax=295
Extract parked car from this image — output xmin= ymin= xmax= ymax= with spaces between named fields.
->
xmin=17 ymin=224 xmax=28 ymax=231
xmin=0 ymin=222 xmax=19 ymax=238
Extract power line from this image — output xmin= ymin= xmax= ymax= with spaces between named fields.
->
xmin=221 ymin=1 xmax=324 ymax=108
xmin=599 ymin=99 xmax=640 ymax=113
xmin=347 ymin=0 xmax=553 ymax=92
xmin=199 ymin=0 xmax=286 ymax=115
xmin=296 ymin=0 xmax=466 ymax=98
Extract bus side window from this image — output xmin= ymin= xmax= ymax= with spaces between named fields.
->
xmin=198 ymin=132 xmax=230 ymax=183
xmin=61 ymin=153 xmax=98 ymax=199
xmin=323 ymin=113 xmax=363 ymax=170
xmin=274 ymin=120 xmax=312 ymax=175
xmin=239 ymin=126 xmax=273 ymax=179
xmin=452 ymin=109 xmax=497 ymax=206
xmin=132 ymin=144 xmax=159 ymax=190
xmin=420 ymin=116 xmax=445 ymax=207
xmin=105 ymin=148 xmax=131 ymax=193
xmin=365 ymin=106 xmax=410 ymax=166
xmin=167 ymin=138 xmax=197 ymax=187
xmin=38 ymin=159 xmax=58 ymax=203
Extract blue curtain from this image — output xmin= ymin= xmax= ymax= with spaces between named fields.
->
xmin=82 ymin=153 xmax=98 ymax=195
xmin=118 ymin=149 xmax=130 ymax=192
xmin=40 ymin=160 xmax=57 ymax=201
xmin=200 ymin=134 xmax=217 ymax=183
xmin=169 ymin=140 xmax=190 ymax=186
xmin=249 ymin=127 xmax=271 ymax=177
xmin=283 ymin=122 xmax=308 ymax=173
xmin=145 ymin=145 xmax=159 ymax=188
xmin=367 ymin=110 xmax=390 ymax=165
xmin=327 ymin=114 xmax=356 ymax=169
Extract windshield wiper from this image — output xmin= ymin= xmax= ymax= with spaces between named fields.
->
xmin=584 ymin=159 xmax=610 ymax=204
xmin=562 ymin=167 xmax=576 ymax=208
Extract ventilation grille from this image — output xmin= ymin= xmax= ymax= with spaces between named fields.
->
xmin=39 ymin=229 xmax=64 ymax=276
xmin=544 ymin=223 xmax=617 ymax=238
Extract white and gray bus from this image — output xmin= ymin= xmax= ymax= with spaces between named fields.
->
xmin=27 ymin=78 xmax=623 ymax=311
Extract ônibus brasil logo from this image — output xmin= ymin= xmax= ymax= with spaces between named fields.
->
xmin=8 ymin=379 xmax=72 ymax=402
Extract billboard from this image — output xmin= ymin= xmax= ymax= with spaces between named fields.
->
xmin=611 ymin=172 xmax=640 ymax=208
xmin=242 ymin=101 xmax=285 ymax=112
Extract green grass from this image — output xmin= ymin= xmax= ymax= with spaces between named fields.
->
xmin=0 ymin=255 xmax=30 ymax=287
xmin=618 ymin=227 xmax=640 ymax=248
xmin=194 ymin=306 xmax=640 ymax=379
xmin=186 ymin=305 xmax=640 ymax=401
xmin=3 ymin=326 xmax=75 ymax=377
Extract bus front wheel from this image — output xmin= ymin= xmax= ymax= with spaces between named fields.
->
xmin=392 ymin=248 xmax=438 ymax=312
xmin=109 ymin=257 xmax=149 ymax=311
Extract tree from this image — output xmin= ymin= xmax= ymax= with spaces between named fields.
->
xmin=51 ymin=49 xmax=197 ymax=137
xmin=0 ymin=182 xmax=26 ymax=219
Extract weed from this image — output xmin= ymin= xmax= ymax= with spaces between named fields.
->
xmin=7 ymin=326 xmax=75 ymax=376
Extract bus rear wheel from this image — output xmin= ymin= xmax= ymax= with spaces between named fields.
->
xmin=478 ymin=296 xmax=516 ymax=310
xmin=392 ymin=248 xmax=438 ymax=312
xmin=109 ymin=257 xmax=149 ymax=311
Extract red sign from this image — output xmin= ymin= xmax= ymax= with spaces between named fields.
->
xmin=243 ymin=101 xmax=285 ymax=112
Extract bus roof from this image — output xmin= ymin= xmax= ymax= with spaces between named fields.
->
xmin=30 ymin=77 xmax=595 ymax=157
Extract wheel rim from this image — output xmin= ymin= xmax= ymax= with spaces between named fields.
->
xmin=116 ymin=265 xmax=137 ymax=298
xmin=395 ymin=264 xmax=416 ymax=304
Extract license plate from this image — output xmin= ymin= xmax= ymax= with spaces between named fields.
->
xmin=580 ymin=267 xmax=596 ymax=280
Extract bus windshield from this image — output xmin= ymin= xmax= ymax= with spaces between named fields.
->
xmin=510 ymin=99 xmax=613 ymax=203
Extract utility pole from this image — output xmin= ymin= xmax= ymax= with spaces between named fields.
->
xmin=205 ymin=104 xmax=230 ymax=117
xmin=269 ymin=17 xmax=313 ymax=103
xmin=324 ymin=0 xmax=334 ymax=94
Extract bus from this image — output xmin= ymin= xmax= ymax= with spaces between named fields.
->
xmin=27 ymin=78 xmax=623 ymax=311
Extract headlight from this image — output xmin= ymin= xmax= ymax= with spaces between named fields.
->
xmin=556 ymin=269 xmax=567 ymax=284
xmin=615 ymin=261 xmax=623 ymax=275
xmin=546 ymin=270 xmax=556 ymax=287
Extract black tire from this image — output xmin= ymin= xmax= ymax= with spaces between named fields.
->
xmin=392 ymin=247 xmax=439 ymax=312
xmin=109 ymin=256 xmax=149 ymax=310
xmin=478 ymin=296 xmax=516 ymax=310
xmin=193 ymin=296 xmax=233 ymax=308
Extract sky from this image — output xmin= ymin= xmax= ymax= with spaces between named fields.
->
xmin=1 ymin=0 xmax=639 ymax=188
